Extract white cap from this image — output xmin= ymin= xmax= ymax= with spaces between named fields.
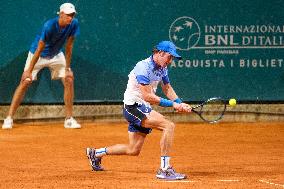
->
xmin=59 ymin=3 xmax=76 ymax=14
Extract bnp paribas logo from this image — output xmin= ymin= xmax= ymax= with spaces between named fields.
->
xmin=169 ymin=16 xmax=201 ymax=51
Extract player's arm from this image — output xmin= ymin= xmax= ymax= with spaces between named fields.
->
xmin=65 ymin=18 xmax=79 ymax=71
xmin=161 ymin=82 xmax=178 ymax=101
xmin=65 ymin=36 xmax=75 ymax=70
xmin=139 ymin=84 xmax=161 ymax=105
xmin=161 ymin=82 xmax=192 ymax=113
xmin=27 ymin=40 xmax=45 ymax=72
xmin=160 ymin=74 xmax=181 ymax=102
xmin=139 ymin=84 xmax=188 ymax=112
xmin=160 ymin=75 xmax=184 ymax=105
xmin=22 ymin=40 xmax=45 ymax=81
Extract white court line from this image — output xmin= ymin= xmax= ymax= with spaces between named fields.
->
xmin=216 ymin=179 xmax=240 ymax=182
xmin=159 ymin=180 xmax=198 ymax=183
xmin=259 ymin=180 xmax=284 ymax=188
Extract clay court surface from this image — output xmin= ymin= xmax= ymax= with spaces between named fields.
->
xmin=0 ymin=121 xmax=283 ymax=188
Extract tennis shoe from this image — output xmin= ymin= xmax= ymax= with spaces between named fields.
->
xmin=86 ymin=148 xmax=104 ymax=171
xmin=156 ymin=167 xmax=187 ymax=180
xmin=64 ymin=117 xmax=81 ymax=129
xmin=2 ymin=117 xmax=13 ymax=129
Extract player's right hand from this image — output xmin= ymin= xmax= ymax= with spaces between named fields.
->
xmin=173 ymin=102 xmax=192 ymax=113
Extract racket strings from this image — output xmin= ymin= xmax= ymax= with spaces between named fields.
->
xmin=199 ymin=99 xmax=226 ymax=123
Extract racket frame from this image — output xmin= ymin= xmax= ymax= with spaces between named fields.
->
xmin=191 ymin=97 xmax=227 ymax=123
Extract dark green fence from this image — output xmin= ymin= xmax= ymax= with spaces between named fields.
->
xmin=0 ymin=0 xmax=283 ymax=103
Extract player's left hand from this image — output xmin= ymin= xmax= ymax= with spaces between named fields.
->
xmin=21 ymin=71 xmax=32 ymax=82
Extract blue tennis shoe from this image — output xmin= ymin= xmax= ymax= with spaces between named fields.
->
xmin=86 ymin=148 xmax=104 ymax=171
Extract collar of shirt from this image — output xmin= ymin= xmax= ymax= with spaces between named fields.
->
xmin=56 ymin=16 xmax=69 ymax=32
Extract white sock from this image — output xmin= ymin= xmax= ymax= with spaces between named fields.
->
xmin=161 ymin=156 xmax=170 ymax=170
xmin=95 ymin=147 xmax=107 ymax=158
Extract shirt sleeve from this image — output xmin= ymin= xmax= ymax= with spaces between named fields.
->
xmin=133 ymin=61 xmax=150 ymax=85
xmin=39 ymin=22 xmax=51 ymax=43
xmin=70 ymin=19 xmax=80 ymax=37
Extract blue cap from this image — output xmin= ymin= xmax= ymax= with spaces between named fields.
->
xmin=156 ymin=41 xmax=181 ymax=60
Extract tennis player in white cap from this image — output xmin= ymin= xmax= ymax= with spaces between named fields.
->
xmin=2 ymin=3 xmax=81 ymax=129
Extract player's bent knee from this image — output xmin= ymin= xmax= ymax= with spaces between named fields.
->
xmin=64 ymin=76 xmax=74 ymax=84
xmin=128 ymin=151 xmax=140 ymax=156
xmin=127 ymin=148 xmax=141 ymax=156
xmin=164 ymin=121 xmax=175 ymax=132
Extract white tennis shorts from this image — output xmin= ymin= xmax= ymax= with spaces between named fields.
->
xmin=24 ymin=52 xmax=67 ymax=80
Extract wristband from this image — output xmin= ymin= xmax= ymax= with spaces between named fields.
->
xmin=159 ymin=98 xmax=174 ymax=107
xmin=174 ymin=98 xmax=182 ymax=104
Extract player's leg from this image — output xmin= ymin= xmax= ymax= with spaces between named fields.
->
xmin=7 ymin=79 xmax=33 ymax=115
xmin=122 ymin=103 xmax=179 ymax=173
xmin=142 ymin=110 xmax=174 ymax=157
xmin=61 ymin=74 xmax=74 ymax=119
xmin=142 ymin=110 xmax=187 ymax=180
xmin=62 ymin=74 xmax=80 ymax=128
xmin=86 ymin=103 xmax=151 ymax=171
xmin=86 ymin=131 xmax=146 ymax=171
xmin=2 ymin=52 xmax=39 ymax=129
xmin=99 ymin=131 xmax=147 ymax=156
xmin=50 ymin=52 xmax=80 ymax=129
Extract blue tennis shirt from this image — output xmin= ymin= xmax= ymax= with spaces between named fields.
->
xmin=30 ymin=17 xmax=80 ymax=58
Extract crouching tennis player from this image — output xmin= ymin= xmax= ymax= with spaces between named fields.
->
xmin=86 ymin=41 xmax=191 ymax=180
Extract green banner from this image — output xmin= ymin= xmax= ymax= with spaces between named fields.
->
xmin=0 ymin=0 xmax=283 ymax=103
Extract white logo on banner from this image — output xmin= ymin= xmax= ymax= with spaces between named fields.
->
xmin=169 ymin=16 xmax=283 ymax=68
xmin=169 ymin=16 xmax=201 ymax=51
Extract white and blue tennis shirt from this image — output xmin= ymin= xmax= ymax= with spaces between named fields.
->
xmin=123 ymin=56 xmax=170 ymax=107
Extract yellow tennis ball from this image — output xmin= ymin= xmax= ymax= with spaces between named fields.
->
xmin=229 ymin=98 xmax=237 ymax=106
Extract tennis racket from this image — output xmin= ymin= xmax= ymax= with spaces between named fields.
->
xmin=191 ymin=97 xmax=226 ymax=123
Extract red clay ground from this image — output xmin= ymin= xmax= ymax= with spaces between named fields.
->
xmin=0 ymin=121 xmax=283 ymax=188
